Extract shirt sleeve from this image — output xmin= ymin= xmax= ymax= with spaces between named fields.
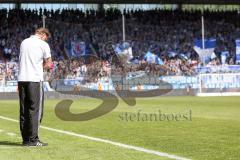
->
xmin=43 ymin=43 xmax=51 ymax=59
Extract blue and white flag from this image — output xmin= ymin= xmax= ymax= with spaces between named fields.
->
xmin=168 ymin=51 xmax=177 ymax=58
xmin=211 ymin=52 xmax=217 ymax=60
xmin=144 ymin=51 xmax=163 ymax=65
xmin=221 ymin=51 xmax=229 ymax=64
xmin=193 ymin=38 xmax=216 ymax=64
xmin=179 ymin=53 xmax=188 ymax=61
xmin=114 ymin=42 xmax=133 ymax=63
xmin=71 ymin=41 xmax=86 ymax=57
xmin=235 ymin=39 xmax=240 ymax=64
xmin=156 ymin=57 xmax=164 ymax=65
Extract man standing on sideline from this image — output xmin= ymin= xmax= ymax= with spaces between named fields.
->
xmin=18 ymin=28 xmax=52 ymax=146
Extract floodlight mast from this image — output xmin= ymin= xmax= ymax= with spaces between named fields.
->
xmin=201 ymin=10 xmax=205 ymax=66
xmin=43 ymin=14 xmax=46 ymax=28
xmin=122 ymin=13 xmax=126 ymax=42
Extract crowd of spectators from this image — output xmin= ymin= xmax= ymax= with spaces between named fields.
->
xmin=1 ymin=8 xmax=240 ymax=82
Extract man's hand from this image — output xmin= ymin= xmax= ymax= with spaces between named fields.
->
xmin=43 ymin=57 xmax=52 ymax=70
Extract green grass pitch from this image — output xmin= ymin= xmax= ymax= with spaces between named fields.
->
xmin=0 ymin=96 xmax=240 ymax=160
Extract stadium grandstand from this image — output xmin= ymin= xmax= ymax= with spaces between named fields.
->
xmin=0 ymin=1 xmax=240 ymax=159
xmin=0 ymin=0 xmax=240 ymax=96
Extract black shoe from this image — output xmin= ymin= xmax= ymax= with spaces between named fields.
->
xmin=22 ymin=141 xmax=29 ymax=145
xmin=23 ymin=141 xmax=48 ymax=147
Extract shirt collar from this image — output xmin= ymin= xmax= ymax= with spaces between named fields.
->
xmin=31 ymin=35 xmax=41 ymax=39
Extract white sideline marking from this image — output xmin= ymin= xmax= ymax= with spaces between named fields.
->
xmin=0 ymin=115 xmax=190 ymax=160
xmin=0 ymin=129 xmax=20 ymax=138
xmin=6 ymin=132 xmax=17 ymax=136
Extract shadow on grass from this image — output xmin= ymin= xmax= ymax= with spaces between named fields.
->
xmin=0 ymin=141 xmax=22 ymax=146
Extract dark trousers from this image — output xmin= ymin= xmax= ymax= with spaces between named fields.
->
xmin=18 ymin=82 xmax=44 ymax=143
